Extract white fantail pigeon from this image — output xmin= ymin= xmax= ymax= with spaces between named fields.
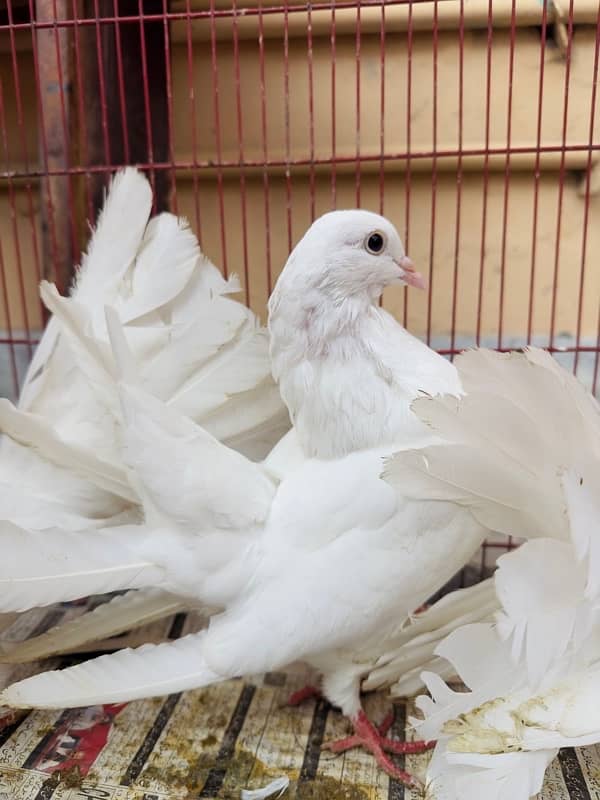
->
xmin=0 ymin=198 xmax=490 ymax=790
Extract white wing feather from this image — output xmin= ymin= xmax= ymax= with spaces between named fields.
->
xmin=0 ymin=525 xmax=163 ymax=611
xmin=118 ymin=383 xmax=276 ymax=531
xmin=0 ymin=589 xmax=186 ymax=663
xmin=0 ymin=632 xmax=222 ymax=708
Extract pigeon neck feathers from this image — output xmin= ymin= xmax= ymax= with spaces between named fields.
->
xmin=269 ymin=289 xmax=461 ymax=458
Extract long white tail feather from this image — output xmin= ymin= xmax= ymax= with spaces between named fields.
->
xmin=72 ymin=168 xmax=153 ymax=316
xmin=18 ymin=169 xmax=151 ymax=411
xmin=562 ymin=468 xmax=600 ymax=598
xmin=17 ymin=317 xmax=61 ymax=412
xmin=0 ymin=632 xmax=222 ymax=708
xmin=379 ymin=579 xmax=497 ymax=660
xmin=0 ymin=399 xmax=135 ymax=502
xmin=206 ymin=383 xmax=290 ymax=457
xmin=118 ymin=383 xmax=275 ymax=531
xmin=363 ymin=583 xmax=498 ymax=692
xmin=0 ymin=589 xmax=186 ymax=663
xmin=390 ymin=656 xmax=456 ymax=698
xmin=116 ymin=214 xmax=199 ymax=324
xmin=0 ymin=525 xmax=163 ymax=611
xmin=39 ymin=282 xmax=118 ymax=413
xmin=494 ymin=539 xmax=595 ymax=686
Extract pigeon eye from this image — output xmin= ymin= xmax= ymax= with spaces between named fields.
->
xmin=365 ymin=231 xmax=386 ymax=255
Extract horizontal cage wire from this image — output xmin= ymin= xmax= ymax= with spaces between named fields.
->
xmin=0 ymin=0 xmax=599 ymax=583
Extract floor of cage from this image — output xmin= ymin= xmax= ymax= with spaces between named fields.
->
xmin=0 ymin=605 xmax=599 ymax=799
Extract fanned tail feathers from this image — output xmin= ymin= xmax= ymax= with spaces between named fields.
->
xmin=363 ymin=579 xmax=498 ymax=694
xmin=384 ymin=348 xmax=599 ymax=541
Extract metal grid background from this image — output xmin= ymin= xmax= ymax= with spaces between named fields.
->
xmin=0 ymin=0 xmax=599 ymax=579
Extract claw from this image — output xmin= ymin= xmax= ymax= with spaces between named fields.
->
xmin=322 ymin=709 xmax=433 ymax=789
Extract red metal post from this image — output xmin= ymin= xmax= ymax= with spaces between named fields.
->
xmin=35 ymin=0 xmax=75 ymax=292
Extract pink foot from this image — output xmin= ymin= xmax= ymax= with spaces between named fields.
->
xmin=322 ymin=710 xmax=434 ymax=789
xmin=286 ymin=684 xmax=321 ymax=707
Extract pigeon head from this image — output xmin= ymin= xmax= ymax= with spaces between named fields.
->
xmin=272 ymin=210 xmax=426 ymax=307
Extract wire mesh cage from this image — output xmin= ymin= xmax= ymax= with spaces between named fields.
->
xmin=0 ymin=0 xmax=599 ymax=580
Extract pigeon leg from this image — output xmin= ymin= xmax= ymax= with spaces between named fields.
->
xmin=322 ymin=709 xmax=434 ymax=789
xmin=378 ymin=710 xmax=394 ymax=737
xmin=286 ymin=684 xmax=321 ymax=706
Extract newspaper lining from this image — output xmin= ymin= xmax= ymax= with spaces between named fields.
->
xmin=0 ymin=604 xmax=597 ymax=800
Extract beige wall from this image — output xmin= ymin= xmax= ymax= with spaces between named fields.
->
xmin=175 ymin=170 xmax=600 ymax=342
xmin=0 ymin=12 xmax=598 ymax=347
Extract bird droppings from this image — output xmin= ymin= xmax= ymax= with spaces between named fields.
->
xmin=133 ymin=747 xmax=273 ymax=797
xmin=131 ymin=743 xmax=371 ymax=800
xmin=292 ymin=776 xmax=369 ymax=800
xmin=57 ymin=764 xmax=84 ymax=788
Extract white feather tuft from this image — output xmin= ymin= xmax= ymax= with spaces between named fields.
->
xmin=241 ymin=777 xmax=290 ymax=800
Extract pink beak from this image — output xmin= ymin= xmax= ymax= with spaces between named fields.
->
xmin=397 ymin=256 xmax=427 ymax=290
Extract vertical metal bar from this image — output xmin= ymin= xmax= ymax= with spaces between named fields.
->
xmin=50 ymin=0 xmax=78 ymax=266
xmin=71 ymin=0 xmax=94 ymax=221
xmin=526 ymin=0 xmax=548 ymax=345
xmin=497 ymin=0 xmax=517 ymax=350
xmin=476 ymin=0 xmax=493 ymax=347
xmin=35 ymin=0 xmax=74 ymax=292
xmin=184 ymin=0 xmax=202 ymax=241
xmin=283 ymin=0 xmax=293 ymax=250
xmin=307 ymin=0 xmax=316 ymax=221
xmin=208 ymin=0 xmax=228 ymax=275
xmin=549 ymin=0 xmax=575 ymax=353
xmin=0 ymin=77 xmax=23 ymax=392
xmin=5 ymin=0 xmax=42 ymax=292
xmin=162 ymin=0 xmax=178 ymax=213
xmin=593 ymin=305 xmax=600 ymax=396
xmin=576 ymin=12 xmax=600 ymax=377
xmin=0 ymin=229 xmax=19 ymax=398
xmin=258 ymin=0 xmax=273 ymax=292
xmin=78 ymin=0 xmax=111 ymax=215
xmin=354 ymin=0 xmax=361 ymax=207
xmin=232 ymin=0 xmax=250 ymax=303
xmin=134 ymin=0 xmax=170 ymax=211
xmin=137 ymin=0 xmax=158 ymax=202
xmin=92 ymin=0 xmax=112 ymax=165
xmin=403 ymin=0 xmax=414 ymax=327
xmin=449 ymin=0 xmax=465 ymax=357
xmin=113 ymin=0 xmax=131 ymax=165
xmin=426 ymin=0 xmax=439 ymax=347
xmin=377 ymin=2 xmax=385 ymax=217
xmin=330 ymin=0 xmax=337 ymax=208
xmin=0 ymin=80 xmax=33 ymax=362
